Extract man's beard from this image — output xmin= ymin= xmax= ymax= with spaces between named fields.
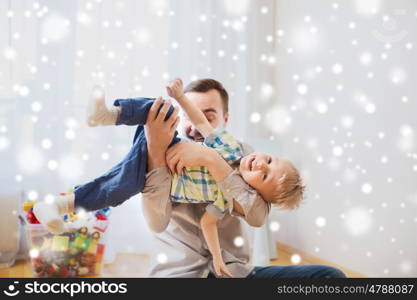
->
xmin=183 ymin=134 xmax=204 ymax=143
xmin=188 ymin=133 xmax=204 ymax=142
xmin=183 ymin=124 xmax=224 ymax=142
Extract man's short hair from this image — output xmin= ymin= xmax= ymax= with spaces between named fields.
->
xmin=184 ymin=78 xmax=229 ymax=114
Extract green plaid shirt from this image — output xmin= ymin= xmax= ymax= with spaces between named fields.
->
xmin=170 ymin=129 xmax=244 ymax=217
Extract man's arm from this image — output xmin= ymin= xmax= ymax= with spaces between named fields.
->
xmin=141 ymin=98 xmax=179 ymax=233
xmin=166 ymin=78 xmax=213 ymax=138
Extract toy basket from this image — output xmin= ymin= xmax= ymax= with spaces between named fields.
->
xmin=23 ymin=211 xmax=109 ymax=278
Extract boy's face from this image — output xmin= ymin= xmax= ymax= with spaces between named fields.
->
xmin=239 ymin=152 xmax=289 ymax=200
xmin=181 ymin=89 xmax=229 ymax=142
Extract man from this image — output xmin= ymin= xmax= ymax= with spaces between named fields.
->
xmin=142 ymin=79 xmax=345 ymax=278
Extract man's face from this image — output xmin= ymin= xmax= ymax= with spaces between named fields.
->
xmin=181 ymin=89 xmax=229 ymax=142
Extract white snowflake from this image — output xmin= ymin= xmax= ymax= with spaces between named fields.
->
xmin=0 ymin=136 xmax=10 ymax=151
xmin=3 ymin=47 xmax=17 ymax=60
xmin=58 ymin=156 xmax=84 ymax=180
xmin=249 ymin=112 xmax=261 ymax=124
xmin=361 ymin=183 xmax=373 ymax=194
xmin=42 ymin=13 xmax=71 ymax=41
xmin=332 ymin=63 xmax=343 ymax=74
xmin=269 ymin=221 xmax=280 ymax=232
xmin=291 ymin=254 xmax=301 ymax=264
xmin=315 ymin=217 xmax=327 ymax=228
xmin=390 ymin=68 xmax=407 ymax=85
xmin=265 ymin=107 xmax=292 ymax=134
xmin=359 ymin=52 xmax=373 ymax=65
xmin=47 ymin=160 xmax=58 ymax=170
xmin=27 ymin=190 xmax=39 ymax=201
xmin=18 ymin=147 xmax=44 ymax=174
xmin=233 ymin=236 xmax=244 ymax=247
xmin=297 ymin=83 xmax=308 ymax=95
xmin=157 ymin=253 xmax=168 ymax=264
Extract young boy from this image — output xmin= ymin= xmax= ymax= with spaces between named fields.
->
xmin=165 ymin=79 xmax=305 ymax=277
xmin=34 ymin=79 xmax=305 ymax=277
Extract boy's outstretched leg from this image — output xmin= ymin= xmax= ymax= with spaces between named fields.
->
xmin=33 ymin=193 xmax=75 ymax=234
xmin=74 ymin=98 xmax=180 ymax=212
xmin=86 ymin=86 xmax=120 ymax=127
xmin=35 ymin=97 xmax=179 ymax=234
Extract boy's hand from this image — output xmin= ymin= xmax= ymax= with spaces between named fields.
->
xmin=166 ymin=78 xmax=185 ymax=101
xmin=166 ymin=142 xmax=215 ymax=175
xmin=213 ymin=256 xmax=234 ymax=278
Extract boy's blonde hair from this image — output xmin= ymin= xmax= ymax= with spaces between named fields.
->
xmin=267 ymin=161 xmax=305 ymax=209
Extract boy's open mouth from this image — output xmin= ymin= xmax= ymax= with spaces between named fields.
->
xmin=248 ymin=156 xmax=255 ymax=171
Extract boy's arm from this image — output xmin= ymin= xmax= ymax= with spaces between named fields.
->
xmin=203 ymin=150 xmax=270 ymax=227
xmin=219 ymin=171 xmax=270 ymax=227
xmin=204 ymin=149 xmax=270 ymax=227
xmin=200 ymin=212 xmax=234 ymax=278
xmin=166 ymin=78 xmax=214 ymax=138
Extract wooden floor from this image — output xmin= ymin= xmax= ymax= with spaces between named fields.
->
xmin=271 ymin=242 xmax=364 ymax=278
xmin=0 ymin=253 xmax=151 ymax=278
xmin=0 ymin=242 xmax=364 ymax=278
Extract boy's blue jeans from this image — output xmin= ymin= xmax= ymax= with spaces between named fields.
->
xmin=208 ymin=265 xmax=346 ymax=278
xmin=73 ymin=98 xmax=180 ymax=211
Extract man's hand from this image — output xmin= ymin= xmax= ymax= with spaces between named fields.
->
xmin=145 ymin=97 xmax=180 ymax=171
xmin=166 ymin=142 xmax=214 ymax=175
xmin=213 ymin=256 xmax=234 ymax=278
xmin=166 ymin=78 xmax=185 ymax=101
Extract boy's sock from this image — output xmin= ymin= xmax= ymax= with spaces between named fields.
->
xmin=86 ymin=86 xmax=120 ymax=127
xmin=33 ymin=194 xmax=75 ymax=235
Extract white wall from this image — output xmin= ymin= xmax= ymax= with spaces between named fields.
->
xmin=270 ymin=0 xmax=417 ymax=277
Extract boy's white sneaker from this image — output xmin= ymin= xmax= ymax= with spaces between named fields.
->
xmin=33 ymin=193 xmax=75 ymax=235
xmin=86 ymin=86 xmax=119 ymax=127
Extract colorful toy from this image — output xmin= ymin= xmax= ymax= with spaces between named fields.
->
xmin=64 ymin=212 xmax=79 ymax=222
xmin=74 ymin=227 xmax=89 ymax=249
xmin=39 ymin=237 xmax=51 ymax=251
xmin=23 ymin=201 xmax=40 ymax=224
xmin=23 ymin=201 xmax=36 ymax=212
xmin=27 ymin=210 xmax=40 ymax=224
xmin=59 ymin=266 xmax=69 ymax=277
xmin=28 ymin=226 xmax=107 ymax=278
xmin=24 ymin=200 xmax=110 ymax=278
xmin=94 ymin=208 xmax=111 ymax=220
xmin=51 ymin=236 xmax=69 ymax=252
xmin=87 ymin=232 xmax=100 ymax=254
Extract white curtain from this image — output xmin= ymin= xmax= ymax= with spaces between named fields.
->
xmin=0 ymin=0 xmax=172 ymax=261
xmin=166 ymin=0 xmax=278 ymax=142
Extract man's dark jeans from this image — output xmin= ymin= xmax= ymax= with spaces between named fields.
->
xmin=208 ymin=265 xmax=346 ymax=278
